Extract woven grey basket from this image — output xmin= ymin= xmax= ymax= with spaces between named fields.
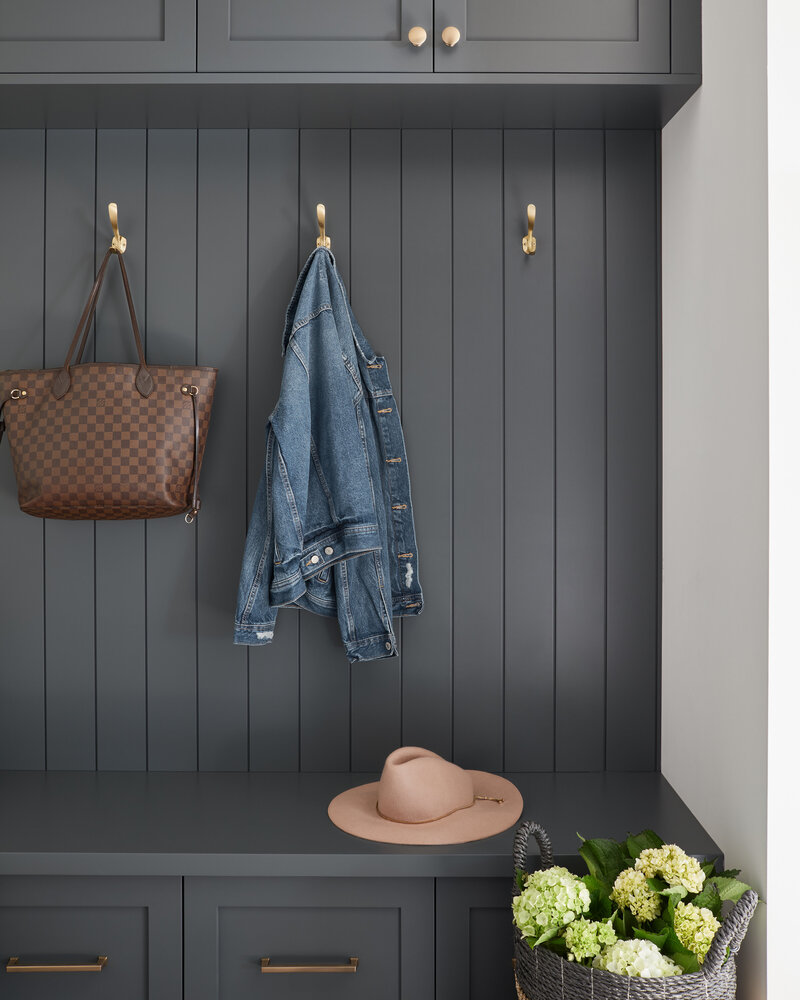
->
xmin=513 ymin=821 xmax=758 ymax=1000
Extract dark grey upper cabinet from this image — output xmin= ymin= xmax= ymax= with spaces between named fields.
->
xmin=434 ymin=0 xmax=671 ymax=73
xmin=198 ymin=0 xmax=434 ymax=72
xmin=0 ymin=0 xmax=195 ymax=72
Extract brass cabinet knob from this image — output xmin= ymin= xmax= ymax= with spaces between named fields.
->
xmin=408 ymin=26 xmax=428 ymax=47
xmin=442 ymin=26 xmax=461 ymax=47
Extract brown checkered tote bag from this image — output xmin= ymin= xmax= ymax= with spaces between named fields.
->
xmin=0 ymin=246 xmax=216 ymax=522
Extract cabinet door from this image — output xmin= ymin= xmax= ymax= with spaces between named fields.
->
xmin=434 ymin=0 xmax=671 ymax=74
xmin=0 ymin=876 xmax=181 ymax=1000
xmin=198 ymin=0 xmax=433 ymax=72
xmin=436 ymin=878 xmax=514 ymax=1000
xmin=185 ymin=876 xmax=434 ymax=1000
xmin=0 ymin=0 xmax=195 ymax=72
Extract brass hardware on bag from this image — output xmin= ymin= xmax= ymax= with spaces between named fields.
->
xmin=108 ymin=203 xmax=127 ymax=254
xmin=6 ymin=956 xmax=108 ymax=973
xmin=9 ymin=389 xmax=27 ymax=399
xmin=316 ymin=203 xmax=331 ymax=250
xmin=442 ymin=26 xmax=461 ymax=47
xmin=261 ymin=957 xmax=359 ymax=974
xmin=408 ymin=26 xmax=427 ymax=47
xmin=181 ymin=385 xmax=199 ymax=396
xmin=522 ymin=204 xmax=537 ymax=255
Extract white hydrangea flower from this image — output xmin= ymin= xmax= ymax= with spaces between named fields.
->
xmin=611 ymin=867 xmax=662 ymax=922
xmin=593 ymin=938 xmax=682 ymax=978
xmin=674 ymin=901 xmax=720 ymax=963
xmin=635 ymin=844 xmax=705 ymax=894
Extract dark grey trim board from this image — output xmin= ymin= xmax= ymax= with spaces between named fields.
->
xmin=0 ymin=75 xmax=701 ymax=129
xmin=0 ymin=771 xmax=722 ymax=878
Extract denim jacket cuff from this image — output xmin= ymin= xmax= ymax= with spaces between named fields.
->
xmin=233 ymin=622 xmax=277 ymax=645
xmin=344 ymin=632 xmax=398 ymax=663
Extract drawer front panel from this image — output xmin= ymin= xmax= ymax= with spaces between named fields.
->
xmin=0 ymin=0 xmax=196 ymax=72
xmin=0 ymin=876 xmax=181 ymax=1000
xmin=185 ymin=877 xmax=434 ymax=1000
xmin=434 ymin=0 xmax=671 ymax=73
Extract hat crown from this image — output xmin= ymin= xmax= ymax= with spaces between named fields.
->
xmin=376 ymin=747 xmax=474 ymax=823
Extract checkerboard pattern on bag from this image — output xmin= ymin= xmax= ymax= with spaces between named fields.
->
xmin=0 ymin=364 xmax=216 ymax=520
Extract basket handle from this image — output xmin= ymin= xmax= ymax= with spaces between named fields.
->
xmin=513 ymin=821 xmax=555 ymax=885
xmin=702 ymin=889 xmax=759 ymax=977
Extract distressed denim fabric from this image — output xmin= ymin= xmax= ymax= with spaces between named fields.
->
xmin=234 ymin=247 xmax=423 ymax=662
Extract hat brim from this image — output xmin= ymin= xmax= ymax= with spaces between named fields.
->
xmin=327 ymin=772 xmax=523 ymax=845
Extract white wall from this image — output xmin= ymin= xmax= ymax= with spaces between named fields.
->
xmin=767 ymin=3 xmax=800 ymax=997
xmin=661 ymin=1 xmax=768 ymax=997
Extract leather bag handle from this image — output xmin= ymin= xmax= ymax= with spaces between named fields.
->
xmin=52 ymin=248 xmax=153 ymax=399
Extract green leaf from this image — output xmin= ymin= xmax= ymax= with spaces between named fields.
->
xmin=532 ymin=927 xmax=559 ymax=947
xmin=701 ymin=862 xmax=716 ymax=878
xmin=691 ymin=883 xmax=722 ymax=919
xmin=714 ymin=868 xmax=742 ymax=880
xmin=707 ymin=877 xmax=754 ymax=904
xmin=514 ymin=868 xmax=527 ymax=893
xmin=633 ymin=926 xmax=670 ymax=950
xmin=646 ymin=877 xmax=668 ymax=894
xmin=544 ymin=936 xmax=568 ymax=955
xmin=660 ymin=885 xmax=689 ymax=900
xmin=626 ymin=830 xmax=664 ymax=860
xmin=579 ymin=838 xmax=629 ymax=888
xmin=669 ymin=949 xmax=701 ymax=974
xmin=582 ymin=874 xmax=614 ymax=919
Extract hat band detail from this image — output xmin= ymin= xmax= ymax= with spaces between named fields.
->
xmin=375 ymin=794 xmax=505 ymax=825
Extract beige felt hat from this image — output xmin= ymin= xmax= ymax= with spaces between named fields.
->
xmin=327 ymin=746 xmax=523 ymax=845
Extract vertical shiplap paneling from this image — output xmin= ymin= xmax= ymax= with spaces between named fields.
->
xmin=145 ymin=129 xmax=199 ymax=771
xmin=605 ymin=131 xmax=659 ymax=771
xmin=43 ymin=130 xmax=97 ymax=769
xmin=247 ymin=129 xmax=302 ymax=771
xmin=400 ymin=130 xmax=453 ymax=759
xmin=94 ymin=129 xmax=148 ymax=770
xmin=196 ymin=129 xmax=250 ymax=770
xmin=349 ymin=129 xmax=403 ymax=772
xmin=297 ymin=129 xmax=352 ymax=771
xmin=503 ymin=131 xmax=556 ymax=771
xmin=553 ymin=131 xmax=607 ymax=771
xmin=451 ymin=130 xmax=504 ymax=771
xmin=0 ymin=131 xmax=45 ymax=769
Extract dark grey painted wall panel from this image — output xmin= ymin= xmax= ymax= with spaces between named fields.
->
xmin=400 ymin=130 xmax=454 ymax=760
xmin=247 ymin=129 xmax=302 ymax=772
xmin=0 ymin=130 xmax=45 ymax=770
xmin=145 ymin=129 xmax=199 ymax=771
xmin=605 ymin=131 xmax=659 ymax=771
xmin=297 ymin=129 xmax=353 ymax=772
xmin=43 ymin=130 xmax=97 ymax=770
xmin=0 ymin=127 xmax=659 ymax=775
xmin=94 ymin=130 xmax=149 ymax=771
xmin=503 ymin=130 xmax=556 ymax=772
xmin=553 ymin=130 xmax=607 ymax=772
xmin=452 ymin=129 xmax=504 ymax=771
xmin=349 ymin=130 xmax=403 ymax=772
xmin=196 ymin=129 xmax=250 ymax=771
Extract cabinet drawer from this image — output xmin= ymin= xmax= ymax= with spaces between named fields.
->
xmin=434 ymin=0 xmax=671 ymax=74
xmin=0 ymin=876 xmax=181 ymax=1000
xmin=198 ymin=0 xmax=433 ymax=72
xmin=185 ymin=877 xmax=434 ymax=1000
xmin=0 ymin=0 xmax=196 ymax=72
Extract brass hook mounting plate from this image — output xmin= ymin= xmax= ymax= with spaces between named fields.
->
xmin=522 ymin=203 xmax=536 ymax=255
xmin=316 ymin=203 xmax=331 ymax=250
xmin=108 ymin=202 xmax=127 ymax=254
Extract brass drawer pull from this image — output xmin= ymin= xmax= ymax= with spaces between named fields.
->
xmin=6 ymin=956 xmax=108 ymax=973
xmin=261 ymin=956 xmax=358 ymax=974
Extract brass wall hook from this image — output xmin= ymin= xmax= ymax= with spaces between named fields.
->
xmin=108 ymin=202 xmax=127 ymax=254
xmin=522 ymin=204 xmax=536 ymax=255
xmin=316 ymin=203 xmax=331 ymax=250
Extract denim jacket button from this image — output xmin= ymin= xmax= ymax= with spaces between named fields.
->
xmin=324 ymin=546 xmax=334 ymax=555
xmin=385 ymin=641 xmax=392 ymax=650
xmin=310 ymin=555 xmax=320 ymax=564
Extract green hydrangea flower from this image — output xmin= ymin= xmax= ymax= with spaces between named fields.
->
xmin=512 ymin=866 xmax=591 ymax=941
xmin=610 ymin=867 xmax=662 ymax=922
xmin=635 ymin=844 xmax=706 ymax=894
xmin=593 ymin=939 xmax=682 ymax=978
xmin=564 ymin=918 xmax=617 ymax=962
xmin=674 ymin=901 xmax=720 ymax=963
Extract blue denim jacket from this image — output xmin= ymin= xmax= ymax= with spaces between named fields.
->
xmin=234 ymin=248 xmax=423 ymax=661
